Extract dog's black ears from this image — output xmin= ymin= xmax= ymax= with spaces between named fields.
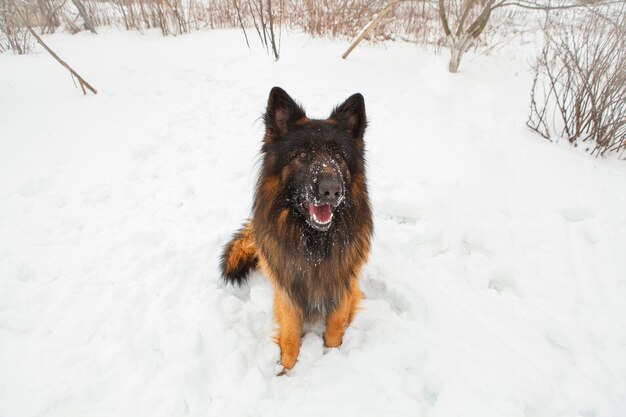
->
xmin=329 ymin=93 xmax=367 ymax=140
xmin=264 ymin=87 xmax=307 ymax=140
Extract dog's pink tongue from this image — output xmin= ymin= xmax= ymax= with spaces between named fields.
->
xmin=308 ymin=203 xmax=333 ymax=223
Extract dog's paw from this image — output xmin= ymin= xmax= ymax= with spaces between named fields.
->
xmin=323 ymin=334 xmax=343 ymax=348
xmin=276 ymin=367 xmax=290 ymax=376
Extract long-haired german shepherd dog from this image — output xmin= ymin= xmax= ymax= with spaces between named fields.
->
xmin=220 ymin=87 xmax=373 ymax=374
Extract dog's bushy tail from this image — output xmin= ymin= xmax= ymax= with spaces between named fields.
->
xmin=220 ymin=222 xmax=258 ymax=285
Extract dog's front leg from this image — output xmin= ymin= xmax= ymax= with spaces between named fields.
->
xmin=323 ymin=279 xmax=363 ymax=348
xmin=273 ymin=288 xmax=302 ymax=373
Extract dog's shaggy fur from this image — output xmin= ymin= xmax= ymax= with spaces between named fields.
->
xmin=220 ymin=87 xmax=373 ymax=372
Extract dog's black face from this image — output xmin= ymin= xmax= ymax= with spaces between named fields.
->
xmin=273 ymin=121 xmax=359 ymax=231
xmin=259 ymin=87 xmax=367 ymax=234
xmin=296 ymin=147 xmax=345 ymax=231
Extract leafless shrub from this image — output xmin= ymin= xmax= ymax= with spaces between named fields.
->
xmin=34 ymin=0 xmax=61 ymax=33
xmin=434 ymin=0 xmax=621 ymax=73
xmin=1 ymin=0 xmax=99 ymax=52
xmin=295 ymin=0 xmax=376 ymax=38
xmin=289 ymin=0 xmax=443 ymax=45
xmin=111 ymin=0 xmax=189 ymax=35
xmin=0 ymin=0 xmax=488 ymax=56
xmin=340 ymin=0 xmax=536 ymax=69
xmin=245 ymin=0 xmax=281 ymax=59
xmin=3 ymin=0 xmax=614 ymax=70
xmin=0 ymin=0 xmax=32 ymax=54
xmin=527 ymin=7 xmax=626 ymax=158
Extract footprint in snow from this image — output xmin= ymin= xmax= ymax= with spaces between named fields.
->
xmin=16 ymin=178 xmax=52 ymax=198
xmin=360 ymin=274 xmax=416 ymax=318
xmin=558 ymin=207 xmax=596 ymax=223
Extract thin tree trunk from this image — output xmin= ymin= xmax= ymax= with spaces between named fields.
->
xmin=267 ymin=0 xmax=279 ymax=60
xmin=448 ymin=41 xmax=463 ymax=73
xmin=256 ymin=0 xmax=268 ymax=51
xmin=247 ymin=0 xmax=264 ymax=48
xmin=439 ymin=0 xmax=494 ymax=73
xmin=70 ymin=0 xmax=97 ymax=34
xmin=233 ymin=0 xmax=250 ymax=48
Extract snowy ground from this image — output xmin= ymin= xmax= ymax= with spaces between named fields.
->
xmin=1 ymin=29 xmax=626 ymax=417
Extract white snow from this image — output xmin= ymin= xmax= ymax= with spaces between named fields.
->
xmin=1 ymin=29 xmax=626 ymax=417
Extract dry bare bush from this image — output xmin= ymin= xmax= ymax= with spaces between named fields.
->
xmin=527 ymin=7 xmax=626 ymax=158
xmin=0 ymin=0 xmax=507 ymax=57
xmin=0 ymin=0 xmax=97 ymax=52
xmin=294 ymin=0 xmax=378 ymax=38
xmin=110 ymin=0 xmax=189 ymax=35
xmin=435 ymin=0 xmax=620 ymax=72
xmin=340 ymin=0 xmax=542 ymax=70
xmin=295 ymin=0 xmax=443 ymax=44
xmin=247 ymin=0 xmax=282 ymax=59
xmin=2 ymin=0 xmax=616 ymax=71
xmin=4 ymin=0 xmax=97 ymax=93
xmin=1 ymin=0 xmax=31 ymax=53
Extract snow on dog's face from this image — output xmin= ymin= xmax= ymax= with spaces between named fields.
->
xmin=258 ymin=87 xmax=367 ymax=233
xmin=291 ymin=145 xmax=345 ymax=231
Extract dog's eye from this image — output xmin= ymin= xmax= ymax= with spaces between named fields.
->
xmin=299 ymin=152 xmax=308 ymax=160
xmin=335 ymin=152 xmax=342 ymax=160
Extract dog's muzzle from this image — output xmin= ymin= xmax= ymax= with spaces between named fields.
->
xmin=304 ymin=160 xmax=344 ymax=231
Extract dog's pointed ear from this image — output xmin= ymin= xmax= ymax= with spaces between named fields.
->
xmin=264 ymin=87 xmax=306 ymax=141
xmin=329 ymin=93 xmax=367 ymax=140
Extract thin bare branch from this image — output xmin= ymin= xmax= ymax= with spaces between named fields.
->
xmin=8 ymin=0 xmax=97 ymax=94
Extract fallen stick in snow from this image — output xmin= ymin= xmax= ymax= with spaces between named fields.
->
xmin=8 ymin=0 xmax=98 ymax=95
xmin=342 ymin=0 xmax=417 ymax=60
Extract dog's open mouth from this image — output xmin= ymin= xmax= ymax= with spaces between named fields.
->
xmin=304 ymin=202 xmax=334 ymax=230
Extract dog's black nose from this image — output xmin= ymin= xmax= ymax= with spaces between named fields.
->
xmin=318 ymin=177 xmax=343 ymax=205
